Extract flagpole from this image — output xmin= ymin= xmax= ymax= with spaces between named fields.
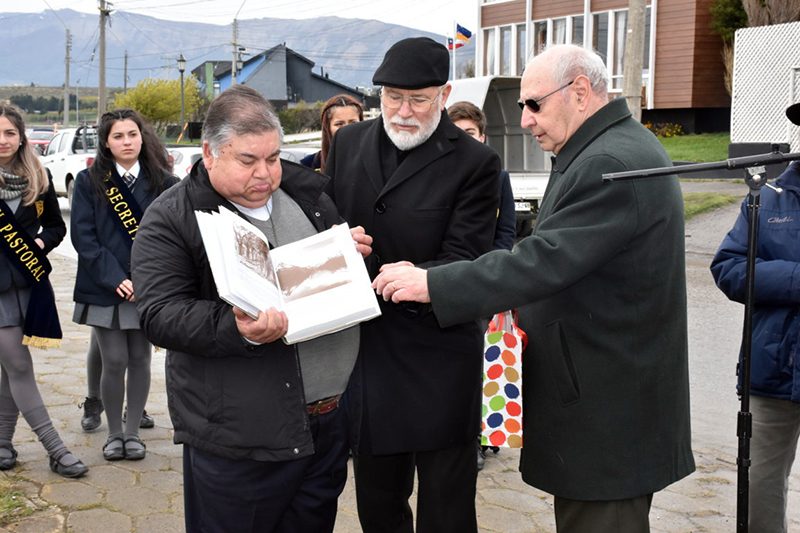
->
xmin=452 ymin=20 xmax=457 ymax=81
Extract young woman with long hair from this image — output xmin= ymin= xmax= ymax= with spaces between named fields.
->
xmin=71 ymin=109 xmax=177 ymax=462
xmin=0 ymin=104 xmax=88 ymax=478
xmin=300 ymin=94 xmax=364 ymax=174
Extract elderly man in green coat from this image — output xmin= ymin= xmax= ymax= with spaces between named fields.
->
xmin=373 ymin=43 xmax=695 ymax=533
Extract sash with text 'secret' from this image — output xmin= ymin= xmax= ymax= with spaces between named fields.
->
xmin=101 ymin=171 xmax=144 ymax=245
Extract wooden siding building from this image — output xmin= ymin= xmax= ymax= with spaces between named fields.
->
xmin=478 ymin=0 xmax=730 ymax=131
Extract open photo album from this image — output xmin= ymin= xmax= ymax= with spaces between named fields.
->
xmin=195 ymin=207 xmax=381 ymax=344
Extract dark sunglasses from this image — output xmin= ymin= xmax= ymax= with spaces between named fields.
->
xmin=518 ymin=80 xmax=575 ymax=113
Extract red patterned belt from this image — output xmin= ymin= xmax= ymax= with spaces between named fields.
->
xmin=306 ymin=394 xmax=341 ymax=417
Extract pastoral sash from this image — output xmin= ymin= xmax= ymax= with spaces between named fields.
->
xmin=101 ymin=171 xmax=144 ymax=245
xmin=0 ymin=200 xmax=62 ymax=348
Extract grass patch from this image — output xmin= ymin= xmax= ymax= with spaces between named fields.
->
xmin=684 ymin=192 xmax=740 ymax=221
xmin=660 ymin=132 xmax=730 ymax=163
xmin=0 ymin=476 xmax=35 ymax=526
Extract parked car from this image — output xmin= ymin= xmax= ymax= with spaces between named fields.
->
xmin=167 ymin=144 xmax=319 ymax=179
xmin=167 ymin=146 xmax=204 ymax=178
xmin=28 ymin=129 xmax=56 ymax=155
xmin=39 ymin=125 xmax=97 ymax=203
xmin=280 ymin=144 xmax=318 ymax=164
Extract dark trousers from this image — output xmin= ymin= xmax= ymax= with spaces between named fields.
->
xmin=554 ymin=493 xmax=653 ymax=533
xmin=183 ymin=406 xmax=349 ymax=533
xmin=353 ymin=440 xmax=478 ymax=533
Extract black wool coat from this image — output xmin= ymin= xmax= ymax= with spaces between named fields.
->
xmin=326 ymin=112 xmax=501 ymax=454
xmin=0 ymin=171 xmax=65 ymax=292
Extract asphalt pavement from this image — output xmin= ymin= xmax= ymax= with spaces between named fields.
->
xmin=1 ymin=179 xmax=798 ymax=532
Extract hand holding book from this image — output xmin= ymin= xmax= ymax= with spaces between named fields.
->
xmin=233 ymin=306 xmax=288 ymax=344
xmin=350 ymin=225 xmax=373 ymax=258
xmin=195 ymin=208 xmax=382 ymax=344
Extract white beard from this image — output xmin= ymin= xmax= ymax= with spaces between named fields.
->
xmin=382 ymin=105 xmax=441 ymax=151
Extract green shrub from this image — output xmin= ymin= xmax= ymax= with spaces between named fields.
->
xmin=278 ymin=102 xmax=322 ymax=134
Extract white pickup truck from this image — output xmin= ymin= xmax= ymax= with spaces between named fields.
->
xmin=39 ymin=125 xmax=98 ymax=203
xmin=447 ymin=76 xmax=550 ymax=237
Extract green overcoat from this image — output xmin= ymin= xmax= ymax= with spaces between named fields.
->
xmin=428 ymin=98 xmax=695 ymax=500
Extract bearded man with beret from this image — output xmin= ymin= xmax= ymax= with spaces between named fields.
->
xmin=325 ymin=37 xmax=501 ymax=532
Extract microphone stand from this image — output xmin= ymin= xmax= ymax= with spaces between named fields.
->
xmin=603 ymin=148 xmax=800 ymax=533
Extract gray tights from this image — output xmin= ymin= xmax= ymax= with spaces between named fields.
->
xmin=0 ymin=326 xmax=77 ymax=464
xmin=86 ymin=330 xmax=102 ymax=399
xmin=93 ymin=327 xmax=151 ymax=438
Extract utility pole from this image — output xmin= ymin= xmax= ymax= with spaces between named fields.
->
xmin=64 ymin=29 xmax=71 ymax=127
xmin=622 ymin=0 xmax=646 ymax=121
xmin=98 ymin=0 xmax=112 ymax=121
xmin=231 ymin=19 xmax=239 ymax=84
xmin=124 ymin=50 xmax=128 ymax=92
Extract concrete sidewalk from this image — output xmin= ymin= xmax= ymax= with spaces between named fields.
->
xmin=1 ymin=179 xmax=798 ymax=532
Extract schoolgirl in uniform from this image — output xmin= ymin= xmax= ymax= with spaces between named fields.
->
xmin=0 ymin=104 xmax=87 ymax=478
xmin=71 ymin=109 xmax=176 ymax=461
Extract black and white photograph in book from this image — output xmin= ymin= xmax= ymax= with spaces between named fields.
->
xmin=275 ymin=231 xmax=351 ymax=302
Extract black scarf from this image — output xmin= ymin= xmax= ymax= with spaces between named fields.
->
xmin=0 ymin=200 xmax=62 ymax=348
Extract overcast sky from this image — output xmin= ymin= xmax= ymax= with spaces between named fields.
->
xmin=0 ymin=0 xmax=479 ymax=37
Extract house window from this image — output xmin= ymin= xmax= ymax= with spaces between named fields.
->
xmin=571 ymin=15 xmax=584 ymax=45
xmin=643 ymin=8 xmax=652 ymax=72
xmin=592 ymin=13 xmax=609 ymax=62
xmin=553 ymin=18 xmax=567 ymax=45
xmin=516 ymin=24 xmax=528 ymax=74
xmin=500 ymin=25 xmax=513 ymax=75
xmin=533 ymin=21 xmax=547 ymax=56
xmin=484 ymin=28 xmax=496 ymax=75
xmin=612 ymin=10 xmax=627 ymax=90
xmin=604 ymin=7 xmax=653 ymax=90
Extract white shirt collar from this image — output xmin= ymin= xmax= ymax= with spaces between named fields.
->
xmin=116 ymin=161 xmax=141 ymax=179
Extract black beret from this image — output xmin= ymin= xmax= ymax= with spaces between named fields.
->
xmin=787 ymin=102 xmax=800 ymax=126
xmin=373 ymin=37 xmax=450 ymax=90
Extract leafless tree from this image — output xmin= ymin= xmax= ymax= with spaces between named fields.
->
xmin=742 ymin=0 xmax=800 ymax=26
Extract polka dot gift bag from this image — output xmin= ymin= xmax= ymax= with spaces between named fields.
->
xmin=481 ymin=310 xmax=527 ymax=448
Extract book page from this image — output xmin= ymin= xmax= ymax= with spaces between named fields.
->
xmin=196 ymin=209 xmax=380 ymax=343
xmin=270 ymin=223 xmax=381 ymax=344
xmin=195 ymin=208 xmax=282 ymax=318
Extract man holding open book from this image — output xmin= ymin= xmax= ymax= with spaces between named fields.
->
xmin=131 ymin=85 xmax=373 ymax=532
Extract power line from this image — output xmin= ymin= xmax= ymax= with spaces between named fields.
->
xmin=39 ymin=0 xmax=69 ymax=29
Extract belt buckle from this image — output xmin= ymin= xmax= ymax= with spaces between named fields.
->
xmin=307 ymin=395 xmax=340 ymax=417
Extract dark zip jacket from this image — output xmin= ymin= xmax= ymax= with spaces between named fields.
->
xmin=132 ymin=159 xmax=342 ymax=460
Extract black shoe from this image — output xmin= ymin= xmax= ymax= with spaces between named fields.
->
xmin=0 ymin=445 xmax=17 ymax=470
xmin=79 ymin=397 xmax=103 ymax=432
xmin=123 ymin=407 xmax=155 ymax=429
xmin=49 ymin=455 xmax=88 ymax=479
xmin=123 ymin=435 xmax=146 ymax=460
xmin=103 ymin=436 xmax=126 ymax=461
xmin=477 ymin=446 xmax=486 ymax=471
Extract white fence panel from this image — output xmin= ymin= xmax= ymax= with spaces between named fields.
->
xmin=731 ymin=21 xmax=800 ymax=151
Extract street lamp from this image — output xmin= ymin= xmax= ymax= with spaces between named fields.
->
xmin=177 ymin=53 xmax=186 ymax=131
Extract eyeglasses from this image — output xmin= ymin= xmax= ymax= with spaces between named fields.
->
xmin=517 ymin=80 xmax=574 ymax=113
xmin=381 ymin=89 xmax=442 ymax=112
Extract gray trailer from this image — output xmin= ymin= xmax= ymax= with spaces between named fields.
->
xmin=447 ymin=76 xmax=550 ymax=237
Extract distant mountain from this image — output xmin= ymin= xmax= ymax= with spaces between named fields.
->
xmin=0 ymin=9 xmax=476 ymax=90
